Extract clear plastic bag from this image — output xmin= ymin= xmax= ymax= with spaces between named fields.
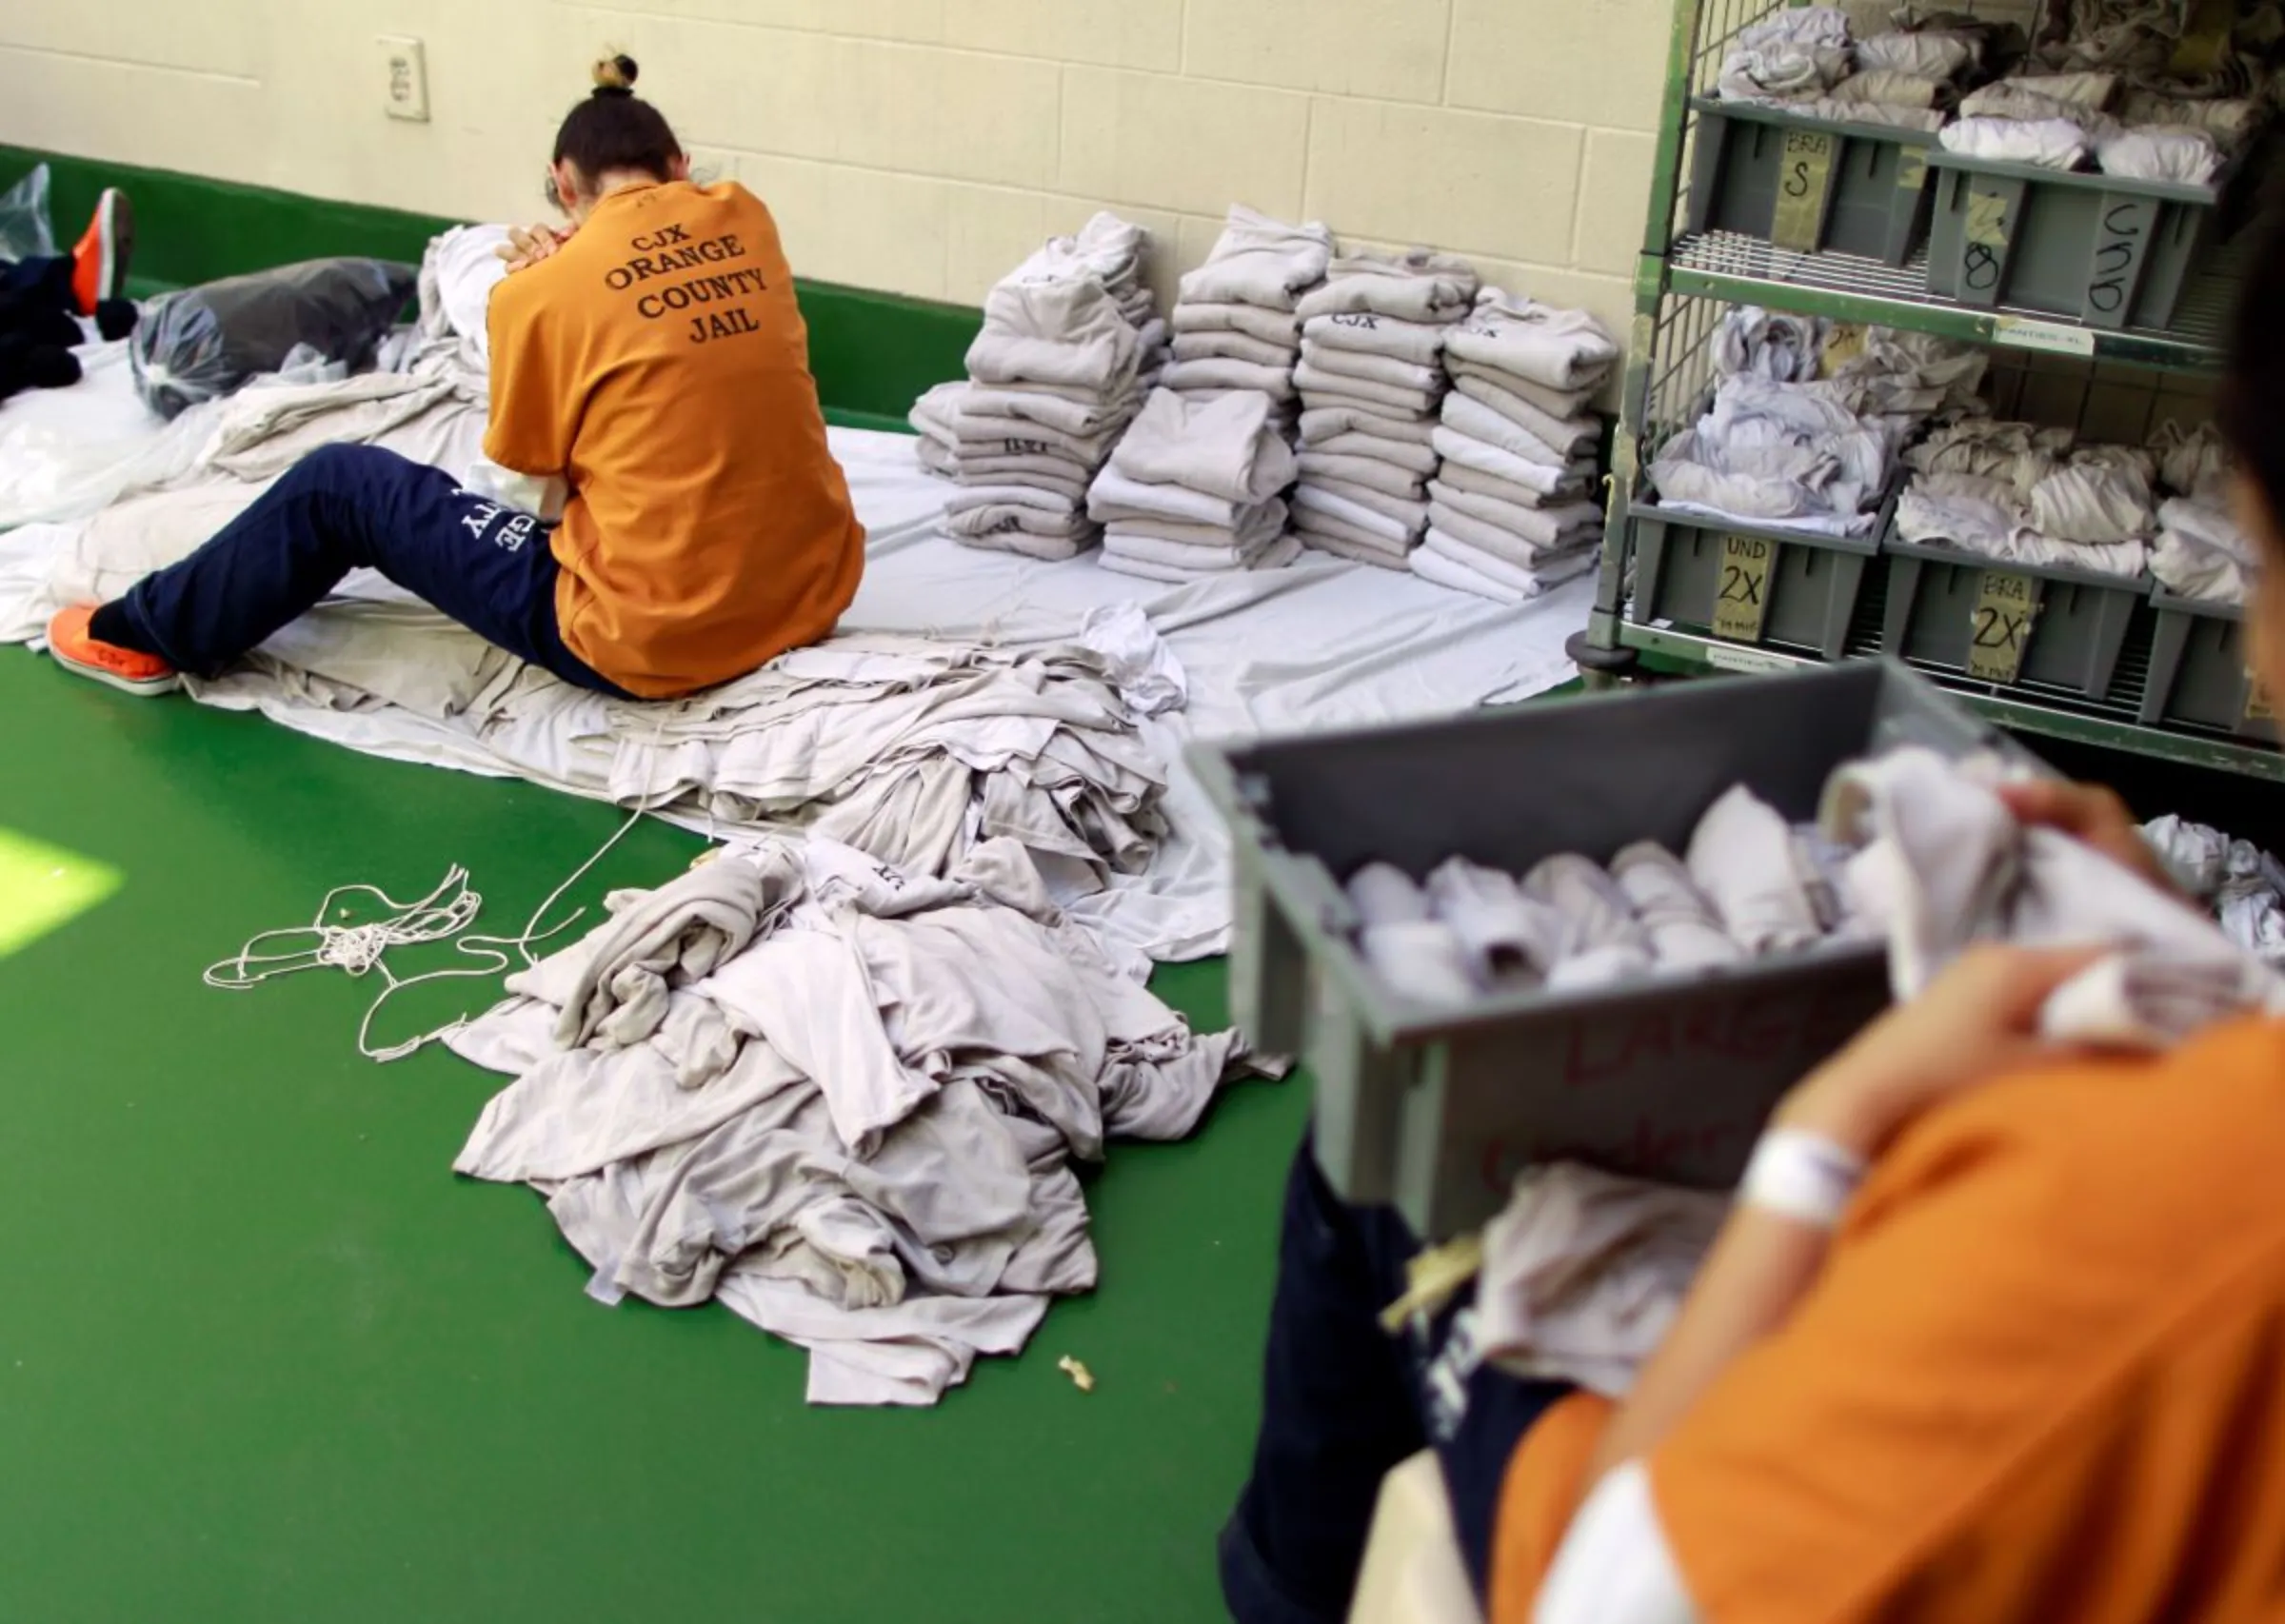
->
xmin=0 ymin=163 xmax=57 ymax=263
xmin=129 ymin=257 xmax=418 ymax=420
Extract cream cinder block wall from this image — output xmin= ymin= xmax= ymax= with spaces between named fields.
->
xmin=0 ymin=0 xmax=1670 ymax=341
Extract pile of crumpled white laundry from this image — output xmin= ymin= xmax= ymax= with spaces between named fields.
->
xmin=2143 ymin=812 xmax=2285 ymax=967
xmin=447 ymin=832 xmax=1274 ymax=1405
xmin=1895 ymin=417 xmax=2161 ymax=578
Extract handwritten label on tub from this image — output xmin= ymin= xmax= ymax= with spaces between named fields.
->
xmin=2246 ymin=669 xmax=2275 ymax=723
xmin=1770 ymin=129 xmax=1837 ymax=251
xmin=1896 ymin=148 xmax=1929 ymax=193
xmin=1712 ymin=532 xmax=1776 ymax=642
xmin=1967 ymin=569 xmax=2040 ymax=683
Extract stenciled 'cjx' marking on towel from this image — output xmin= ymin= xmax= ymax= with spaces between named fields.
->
xmin=0 ymin=828 xmax=123 ymax=959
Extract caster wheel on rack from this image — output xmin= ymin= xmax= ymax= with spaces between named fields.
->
xmin=1567 ymin=630 xmax=1639 ymax=691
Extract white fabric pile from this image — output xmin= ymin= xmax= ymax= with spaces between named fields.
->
xmin=912 ymin=212 xmax=1165 ymax=561
xmin=1288 ymin=250 xmax=1480 ymax=571
xmin=1342 ymin=782 xmax=1859 ymax=1005
xmin=1651 ymin=315 xmax=1985 ymax=540
xmin=1162 ymin=204 xmax=1334 ymax=416
xmin=447 ymin=834 xmax=1269 ymax=1405
xmin=1941 ymin=70 xmax=2250 ymax=183
xmin=1827 ymin=748 xmax=2285 ymax=1047
xmin=2148 ymin=421 xmax=2255 ymax=604
xmin=2143 ymin=813 xmax=2285 ymax=967
xmin=1716 ymin=8 xmax=1975 ymax=132
xmin=1417 ymin=289 xmax=1617 ymax=604
xmin=1087 ymin=387 xmax=1300 ymax=582
xmin=1896 ymin=417 xmax=2158 ymax=579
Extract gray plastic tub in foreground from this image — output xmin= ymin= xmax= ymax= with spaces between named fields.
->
xmin=1192 ymin=661 xmax=2020 ymax=1239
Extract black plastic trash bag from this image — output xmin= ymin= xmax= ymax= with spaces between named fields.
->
xmin=130 ymin=257 xmax=417 ymax=419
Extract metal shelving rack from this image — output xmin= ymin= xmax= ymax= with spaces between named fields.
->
xmin=1573 ymin=0 xmax=2282 ymax=782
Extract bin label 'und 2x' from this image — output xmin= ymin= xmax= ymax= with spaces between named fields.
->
xmin=1713 ymin=533 xmax=1776 ymax=642
xmin=1967 ymin=569 xmax=2040 ymax=683
xmin=2246 ymin=668 xmax=2275 ymax=724
xmin=1770 ymin=129 xmax=1837 ymax=251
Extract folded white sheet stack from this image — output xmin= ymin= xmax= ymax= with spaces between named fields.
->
xmin=1088 ymin=387 xmax=1301 ymax=583
xmin=1288 ymin=249 xmax=1480 ymax=570
xmin=1411 ymin=289 xmax=1617 ymax=603
xmin=915 ymin=213 xmax=1165 ymax=562
xmin=1162 ymin=205 xmax=1336 ymax=422
xmin=2148 ymin=421 xmax=2255 ymax=604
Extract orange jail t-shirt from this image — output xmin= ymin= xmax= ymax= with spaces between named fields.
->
xmin=1491 ymin=1016 xmax=2285 ymax=1624
xmin=483 ymin=179 xmax=864 ymax=698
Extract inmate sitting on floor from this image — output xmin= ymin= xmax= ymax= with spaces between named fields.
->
xmin=49 ymin=55 xmax=863 ymax=703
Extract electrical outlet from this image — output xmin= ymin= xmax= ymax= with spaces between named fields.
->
xmin=378 ymin=36 xmax=430 ymax=123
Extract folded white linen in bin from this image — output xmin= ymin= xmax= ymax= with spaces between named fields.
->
xmin=1854 ymin=30 xmax=1977 ymax=80
xmin=1300 ymin=525 xmax=1414 ymax=570
xmin=1103 ymin=387 xmax=1298 ymax=505
xmin=1295 ymin=248 xmax=1480 ymax=325
xmin=1295 ymin=479 xmax=1426 ymax=540
xmin=1299 ymin=345 xmax=1445 ymax=395
xmin=1302 ymin=311 xmax=1451 ymax=367
xmin=1938 ymin=115 xmax=2090 ymax=170
xmin=2151 ymin=497 xmax=2253 ymax=603
xmin=1687 ymin=783 xmax=1827 ymax=956
xmin=1310 ymin=431 xmax=1441 ymax=477
xmin=1476 ymin=1161 xmax=1728 ymax=1398
xmin=1415 ymin=527 xmax=1598 ymax=604
xmin=1176 ymin=205 xmax=1337 ymax=312
xmin=1162 ymin=355 xmax=1299 ymax=401
xmin=1610 ymin=842 xmax=1744 ymax=970
xmin=1100 ymin=533 xmax=1301 ymax=584
xmin=966 ymin=278 xmax=1146 ymax=393
xmin=1300 ymin=404 xmax=1440 ymax=447
xmin=1432 ymin=426 xmax=1597 ymax=497
xmin=1716 ymin=3 xmax=1851 ymax=101
xmin=1169 ymin=300 xmax=1305 ymax=347
xmin=1444 ymin=289 xmax=1620 ymax=395
xmin=1426 ymin=858 xmax=1569 ymax=984
xmin=1438 ymin=458 xmax=1592 ymax=511
xmin=1446 ymin=357 xmax=1598 ymax=424
xmin=1822 ymin=746 xmax=2285 ymax=1047
xmin=1170 ymin=328 xmax=1299 ymax=369
xmin=2097 ymin=127 xmax=2223 ymax=186
xmin=1296 ymin=450 xmax=1427 ymax=502
xmin=1444 ymin=383 xmax=1600 ymax=465
xmin=1292 ymin=359 xmax=1439 ymax=416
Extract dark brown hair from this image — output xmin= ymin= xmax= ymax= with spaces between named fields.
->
xmin=549 ymin=55 xmax=683 ymax=188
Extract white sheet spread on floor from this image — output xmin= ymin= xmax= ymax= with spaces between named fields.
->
xmin=0 ymin=327 xmax=1587 ymax=969
xmin=446 ymin=833 xmax=1267 ymax=1404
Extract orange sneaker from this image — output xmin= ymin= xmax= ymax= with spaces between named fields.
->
xmin=70 ymin=189 xmax=134 ymax=316
xmin=47 ymin=605 xmax=178 ymax=696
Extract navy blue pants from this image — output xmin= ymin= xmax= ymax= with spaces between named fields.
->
xmin=1220 ymin=1142 xmax=1572 ymax=1624
xmin=108 ymin=444 xmax=626 ymax=695
xmin=1 ymin=254 xmax=74 ymax=307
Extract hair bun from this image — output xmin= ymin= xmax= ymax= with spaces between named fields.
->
xmin=591 ymin=53 xmax=639 ymax=96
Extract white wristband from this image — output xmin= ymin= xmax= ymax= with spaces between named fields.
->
xmin=1740 ymin=1129 xmax=1867 ymax=1230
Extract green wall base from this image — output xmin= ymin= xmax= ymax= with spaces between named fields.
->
xmin=3 ymin=145 xmax=976 ymax=422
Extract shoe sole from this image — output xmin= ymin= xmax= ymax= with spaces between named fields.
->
xmin=52 ymin=646 xmax=179 ymax=697
xmin=98 ymin=189 xmax=134 ymax=304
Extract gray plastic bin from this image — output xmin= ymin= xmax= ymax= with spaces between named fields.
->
xmin=1192 ymin=661 xmax=2022 ymax=1239
xmin=1880 ymin=535 xmax=2145 ymax=699
xmin=1685 ymin=99 xmax=1937 ymax=265
xmin=1924 ymin=151 xmax=2218 ymax=330
xmin=2140 ymin=591 xmax=2276 ymax=741
xmin=1628 ymin=494 xmax=1888 ymax=660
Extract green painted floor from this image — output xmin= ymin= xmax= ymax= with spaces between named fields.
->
xmin=0 ymin=644 xmax=1304 ymax=1623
